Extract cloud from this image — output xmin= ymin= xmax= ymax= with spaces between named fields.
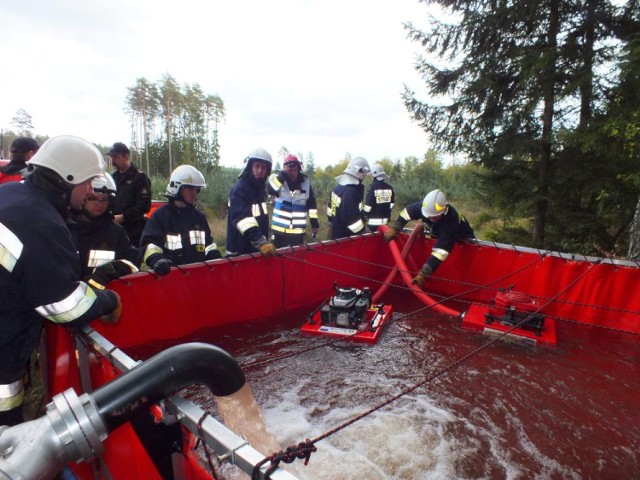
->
xmin=0 ymin=0 xmax=430 ymax=167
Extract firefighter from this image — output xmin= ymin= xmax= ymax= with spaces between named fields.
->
xmin=385 ymin=189 xmax=475 ymax=287
xmin=69 ymin=173 xmax=140 ymax=283
xmin=140 ymin=165 xmax=221 ymax=275
xmin=0 ymin=135 xmax=122 ymax=426
xmin=226 ymin=148 xmax=277 ymax=257
xmin=0 ymin=137 xmax=39 ymax=184
xmin=363 ymin=164 xmax=395 ymax=232
xmin=108 ymin=142 xmax=151 ymax=247
xmin=327 ymin=157 xmax=370 ymax=240
xmin=267 ymin=153 xmax=319 ymax=247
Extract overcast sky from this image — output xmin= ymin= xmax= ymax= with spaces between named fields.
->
xmin=1 ymin=0 xmax=432 ymax=168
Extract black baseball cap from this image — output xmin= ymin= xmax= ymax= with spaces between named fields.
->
xmin=107 ymin=142 xmax=130 ymax=156
xmin=10 ymin=137 xmax=40 ymax=154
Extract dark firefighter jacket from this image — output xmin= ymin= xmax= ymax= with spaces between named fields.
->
xmin=69 ymin=211 xmax=141 ymax=278
xmin=226 ymin=176 xmax=269 ymax=255
xmin=364 ymin=178 xmax=395 ymax=227
xmin=394 ymin=200 xmax=475 ymax=273
xmin=140 ymin=202 xmax=218 ymax=266
xmin=327 ymin=183 xmax=366 ymax=240
xmin=0 ymin=180 xmax=119 ymax=389
xmin=110 ymin=164 xmax=151 ymax=245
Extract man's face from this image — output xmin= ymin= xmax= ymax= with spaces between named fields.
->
xmin=251 ymin=161 xmax=269 ymax=180
xmin=110 ymin=153 xmax=129 ymax=171
xmin=82 ymin=192 xmax=110 ymax=218
xmin=284 ymin=162 xmax=299 ymax=181
xmin=179 ymin=186 xmax=200 ymax=205
xmin=70 ymin=179 xmax=95 ymax=210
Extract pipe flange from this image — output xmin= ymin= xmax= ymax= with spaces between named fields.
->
xmin=47 ymin=389 xmax=107 ymax=463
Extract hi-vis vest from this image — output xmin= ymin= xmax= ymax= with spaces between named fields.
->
xmin=271 ymin=179 xmax=316 ymax=235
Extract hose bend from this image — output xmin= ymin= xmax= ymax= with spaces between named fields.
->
xmin=92 ymin=342 xmax=246 ymax=431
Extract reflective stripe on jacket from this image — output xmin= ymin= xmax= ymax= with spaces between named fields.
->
xmin=270 ymin=177 xmax=318 ymax=235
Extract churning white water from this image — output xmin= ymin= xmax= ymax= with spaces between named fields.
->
xmin=182 ymin=303 xmax=639 ymax=480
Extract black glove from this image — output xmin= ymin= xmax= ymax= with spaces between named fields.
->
xmin=420 ymin=263 xmax=433 ymax=277
xmin=88 ymin=260 xmax=138 ymax=288
xmin=206 ymin=249 xmax=222 ymax=260
xmin=147 ymin=253 xmax=172 ymax=276
xmin=277 ymin=170 xmax=288 ymax=184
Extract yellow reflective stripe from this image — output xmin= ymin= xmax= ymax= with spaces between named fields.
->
xmin=35 ymin=282 xmax=97 ymax=324
xmin=331 ymin=192 xmax=341 ymax=208
xmin=272 ymin=225 xmax=306 ymax=234
xmin=367 ymin=217 xmax=388 ymax=226
xmin=399 ymin=208 xmax=411 ymax=221
xmin=308 ymin=209 xmax=318 ymax=219
xmin=268 ymin=174 xmax=282 ymax=191
xmin=0 ymin=380 xmax=25 ymax=411
xmin=143 ymin=243 xmax=164 ymax=266
xmin=0 ymin=222 xmax=23 ymax=273
xmin=205 ymin=243 xmax=218 ymax=254
xmin=88 ymin=278 xmax=105 ymax=291
xmin=348 ymin=219 xmax=365 ymax=233
xmin=250 ymin=203 xmax=267 ymax=217
xmin=432 ymin=248 xmax=449 ymax=262
xmin=237 ymin=216 xmax=259 ymax=234
xmin=363 ymin=205 xmax=372 ymax=213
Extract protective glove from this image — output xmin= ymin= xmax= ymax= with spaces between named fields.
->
xmin=277 ymin=170 xmax=288 ymax=184
xmin=258 ymin=242 xmax=277 ymax=257
xmin=383 ymin=227 xmax=399 ymax=243
xmin=206 ymin=249 xmax=222 ymax=260
xmin=411 ymin=264 xmax=433 ymax=288
xmin=147 ymin=253 xmax=172 ymax=276
xmin=311 ymin=228 xmax=319 ymax=240
xmin=88 ymin=260 xmax=139 ymax=288
xmin=100 ymin=291 xmax=122 ymax=324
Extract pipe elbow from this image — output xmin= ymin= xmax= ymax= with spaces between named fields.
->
xmin=92 ymin=342 xmax=245 ymax=431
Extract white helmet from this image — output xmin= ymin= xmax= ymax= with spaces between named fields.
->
xmin=29 ymin=135 xmax=105 ymax=185
xmin=92 ymin=173 xmax=117 ymax=195
xmin=245 ymin=148 xmax=273 ymax=165
xmin=371 ymin=164 xmax=387 ymax=180
xmin=240 ymin=147 xmax=273 ymax=178
xmin=421 ymin=189 xmax=448 ymax=217
xmin=166 ymin=165 xmax=206 ymax=196
xmin=343 ymin=157 xmax=370 ymax=181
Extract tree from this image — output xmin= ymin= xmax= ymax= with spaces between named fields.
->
xmin=126 ymin=78 xmax=159 ymax=174
xmin=304 ymin=152 xmax=316 ymax=179
xmin=159 ymin=74 xmax=182 ymax=174
xmin=10 ymin=109 xmax=33 ymax=136
xmin=402 ymin=0 xmax=634 ymax=249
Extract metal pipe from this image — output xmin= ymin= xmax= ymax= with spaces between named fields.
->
xmin=0 ymin=342 xmax=245 ymax=480
xmin=92 ymin=342 xmax=246 ymax=431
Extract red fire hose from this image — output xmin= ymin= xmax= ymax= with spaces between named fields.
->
xmin=377 ymin=225 xmax=460 ymax=318
xmin=372 ymin=224 xmax=422 ymax=303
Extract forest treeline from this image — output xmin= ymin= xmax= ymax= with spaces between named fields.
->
xmin=3 ymin=0 xmax=639 ymax=259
